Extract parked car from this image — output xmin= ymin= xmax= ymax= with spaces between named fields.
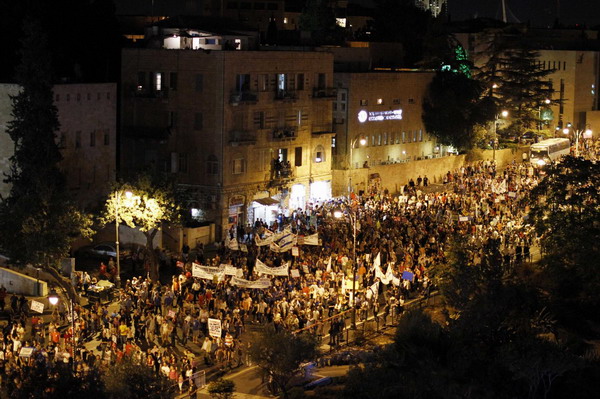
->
xmin=520 ymin=131 xmax=540 ymax=144
xmin=76 ymin=242 xmax=117 ymax=259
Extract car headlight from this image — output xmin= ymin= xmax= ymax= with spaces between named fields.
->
xmin=536 ymin=159 xmax=546 ymax=166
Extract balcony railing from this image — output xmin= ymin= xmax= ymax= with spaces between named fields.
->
xmin=230 ymin=90 xmax=258 ymax=105
xmin=311 ymin=124 xmax=334 ymax=135
xmin=274 ymin=90 xmax=298 ymax=101
xmin=133 ymin=87 xmax=169 ymax=99
xmin=312 ymin=87 xmax=337 ymax=98
xmin=229 ymin=130 xmax=257 ymax=145
xmin=271 ymin=127 xmax=297 ymax=141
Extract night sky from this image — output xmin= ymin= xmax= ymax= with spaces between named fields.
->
xmin=446 ymin=0 xmax=600 ymax=27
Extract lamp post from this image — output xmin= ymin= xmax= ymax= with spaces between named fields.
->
xmin=538 ymin=98 xmax=551 ymax=132
xmin=348 ymin=136 xmax=366 ymax=197
xmin=48 ymin=288 xmax=75 ymax=371
xmin=493 ymin=110 xmax=509 ymax=162
xmin=334 ymin=208 xmax=358 ymax=329
xmin=115 ymin=190 xmax=133 ymax=288
xmin=563 ymin=125 xmax=593 ymax=157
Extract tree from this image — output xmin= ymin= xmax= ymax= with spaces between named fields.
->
xmin=525 ymin=157 xmax=600 ymax=319
xmin=299 ymin=0 xmax=341 ymax=45
xmin=476 ymin=32 xmax=557 ymax=134
xmin=8 ymin=358 xmax=105 ymax=399
xmin=422 ymin=70 xmax=495 ymax=151
xmin=102 ymin=358 xmax=169 ymax=399
xmin=0 ymin=17 xmax=92 ymax=298
xmin=207 ymin=378 xmax=235 ymax=399
xmin=100 ymin=174 xmax=180 ymax=281
xmin=249 ymin=326 xmax=319 ymax=398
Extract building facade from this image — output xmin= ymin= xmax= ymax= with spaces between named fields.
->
xmin=0 ymin=83 xmax=117 ymax=208
xmin=332 ymin=71 xmax=438 ymax=193
xmin=121 ymin=48 xmax=335 ymax=237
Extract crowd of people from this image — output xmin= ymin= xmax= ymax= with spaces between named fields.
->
xmin=0 ymin=158 xmax=544 ymax=396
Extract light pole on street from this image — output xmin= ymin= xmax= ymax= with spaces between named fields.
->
xmin=348 ymin=136 xmax=366 ymax=197
xmin=115 ymin=190 xmax=133 ymax=288
xmin=334 ymin=207 xmax=358 ymax=329
xmin=493 ymin=110 xmax=509 ymax=162
xmin=563 ymin=125 xmax=592 ymax=157
xmin=48 ymin=288 xmax=75 ymax=371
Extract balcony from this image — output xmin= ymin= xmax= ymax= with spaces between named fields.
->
xmin=269 ymin=161 xmax=293 ymax=187
xmin=230 ymin=90 xmax=258 ymax=105
xmin=312 ymin=87 xmax=337 ymax=98
xmin=229 ymin=130 xmax=257 ymax=146
xmin=271 ymin=127 xmax=297 ymax=141
xmin=274 ymin=90 xmax=298 ymax=101
xmin=311 ymin=124 xmax=334 ymax=135
xmin=132 ymin=87 xmax=169 ymax=99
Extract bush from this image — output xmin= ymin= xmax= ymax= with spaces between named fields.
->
xmin=207 ymin=378 xmax=235 ymax=399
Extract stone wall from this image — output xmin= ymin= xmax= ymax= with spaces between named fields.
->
xmin=333 ymin=147 xmax=527 ymax=196
xmin=0 ymin=267 xmax=48 ymax=297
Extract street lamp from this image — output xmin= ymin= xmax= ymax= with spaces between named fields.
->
xmin=538 ymin=98 xmax=551 ymax=132
xmin=563 ymin=125 xmax=593 ymax=157
xmin=334 ymin=207 xmax=358 ymax=329
xmin=493 ymin=110 xmax=509 ymax=162
xmin=115 ymin=190 xmax=133 ymax=288
xmin=348 ymin=136 xmax=367 ymax=197
xmin=48 ymin=288 xmax=75 ymax=370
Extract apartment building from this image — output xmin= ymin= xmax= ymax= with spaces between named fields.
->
xmin=121 ymin=48 xmax=335 ymax=237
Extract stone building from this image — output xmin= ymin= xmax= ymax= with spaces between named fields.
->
xmin=121 ymin=48 xmax=335 ymax=237
xmin=0 ymin=83 xmax=117 ymax=208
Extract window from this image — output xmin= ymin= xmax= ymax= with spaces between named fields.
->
xmin=419 ymin=129 xmax=423 ymax=142
xmin=154 ymin=72 xmax=162 ymax=91
xmin=317 ymin=73 xmax=326 ymax=89
xmin=383 ymin=132 xmax=388 ymax=145
xmin=107 ymin=92 xmax=110 ymax=100
xmin=205 ymin=38 xmax=217 ymax=45
xmin=227 ymin=1 xmax=238 ymax=9
xmin=341 ymin=93 xmax=346 ymax=101
xmin=97 ymin=93 xmax=101 ymax=100
xmin=395 ymin=132 xmax=399 ymax=144
xmin=314 ymin=145 xmax=325 ymax=163
xmin=55 ymin=94 xmax=60 ymax=102
xmin=195 ymin=74 xmax=204 ymax=92
xmin=169 ymin=72 xmax=178 ymax=91
xmin=104 ymin=130 xmax=110 ymax=145
xmin=90 ymin=131 xmax=96 ymax=147
xmin=254 ymin=111 xmax=265 ymax=129
xmin=137 ymin=72 xmax=145 ymax=90
xmin=371 ymin=135 xmax=375 ymax=146
xmin=402 ymin=131 xmax=406 ymax=143
xmin=194 ymin=112 xmax=203 ymax=130
xmin=66 ymin=94 xmax=70 ymax=102
xmin=393 ymin=98 xmax=400 ymax=104
xmin=333 ymin=103 xmax=337 ymax=111
xmin=207 ymin=155 xmax=219 ymax=175
xmin=169 ymin=111 xmax=178 ymax=127
xmin=412 ymin=130 xmax=417 ymax=142
xmin=179 ymin=153 xmax=188 ymax=173
xmin=295 ymin=147 xmax=302 ymax=167
xmin=278 ymin=148 xmax=288 ymax=162
xmin=58 ymin=132 xmax=66 ymax=148
xmin=277 ymin=73 xmax=287 ymax=92
xmin=236 ymin=74 xmax=251 ymax=91
xmin=360 ymin=99 xmax=368 ymax=106
xmin=377 ymin=98 xmax=383 ymax=105
xmin=267 ymin=2 xmax=278 ymax=10
xmin=87 ymin=93 xmax=91 ymax=100
xmin=377 ymin=134 xmax=382 ymax=146
xmin=331 ymin=137 xmax=336 ymax=148
xmin=233 ymin=158 xmax=245 ymax=174
xmin=296 ymin=73 xmax=304 ymax=90
xmin=260 ymin=74 xmax=269 ymax=91
xmin=240 ymin=2 xmax=251 ymax=9
xmin=254 ymin=2 xmax=265 ymax=9
xmin=75 ymin=131 xmax=81 ymax=148
xmin=77 ymin=93 xmax=81 ymax=102
xmin=408 ymin=98 xmax=415 ymax=104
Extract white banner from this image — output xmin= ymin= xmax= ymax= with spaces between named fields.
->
xmin=192 ymin=263 xmax=221 ymax=280
xmin=223 ymin=265 xmax=242 ymax=276
xmin=255 ymin=259 xmax=289 ymax=276
xmin=290 ymin=269 xmax=300 ymax=278
xmin=30 ymin=300 xmax=44 ymax=314
xmin=208 ymin=318 xmax=222 ymax=338
xmin=230 ymin=276 xmax=272 ymax=289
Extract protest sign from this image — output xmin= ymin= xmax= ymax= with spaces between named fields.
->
xmin=208 ymin=318 xmax=222 ymax=338
xmin=30 ymin=300 xmax=44 ymax=314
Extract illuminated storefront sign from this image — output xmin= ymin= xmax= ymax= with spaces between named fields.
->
xmin=358 ymin=109 xmax=403 ymax=123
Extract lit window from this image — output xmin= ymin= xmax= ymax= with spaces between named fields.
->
xmin=284 ymin=17 xmax=288 ymax=24
xmin=377 ymin=98 xmax=383 ymax=105
xmin=155 ymin=72 xmax=162 ymax=91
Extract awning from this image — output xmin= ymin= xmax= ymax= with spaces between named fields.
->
xmin=253 ymin=197 xmax=279 ymax=206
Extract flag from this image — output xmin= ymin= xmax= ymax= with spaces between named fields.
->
xmin=298 ymin=233 xmax=319 ymax=246
xmin=371 ymin=252 xmax=381 ymax=271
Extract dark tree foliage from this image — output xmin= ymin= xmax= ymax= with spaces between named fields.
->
xmin=0 ymin=17 xmax=91 ymax=275
xmin=249 ymin=326 xmax=319 ymax=399
xmin=299 ymin=0 xmax=343 ymax=45
xmin=7 ymin=358 xmax=106 ymax=399
xmin=476 ymin=32 xmax=557 ymax=133
xmin=371 ymin=0 xmax=433 ymax=67
xmin=102 ymin=358 xmax=170 ymax=399
xmin=526 ymin=157 xmax=600 ymax=319
xmin=422 ymin=71 xmax=495 ymax=150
